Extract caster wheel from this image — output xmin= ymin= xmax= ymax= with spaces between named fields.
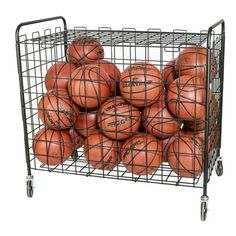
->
xmin=201 ymin=201 xmax=208 ymax=221
xmin=27 ymin=180 xmax=33 ymax=198
xmin=215 ymin=159 xmax=223 ymax=176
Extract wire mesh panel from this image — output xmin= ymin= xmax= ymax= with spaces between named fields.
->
xmin=16 ymin=19 xmax=224 ymax=190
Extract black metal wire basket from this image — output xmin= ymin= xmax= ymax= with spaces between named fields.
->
xmin=15 ymin=16 xmax=225 ymax=221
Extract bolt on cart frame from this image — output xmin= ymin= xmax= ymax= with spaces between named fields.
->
xmin=15 ymin=16 xmax=225 ymax=221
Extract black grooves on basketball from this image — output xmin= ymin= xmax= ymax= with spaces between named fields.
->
xmin=72 ymin=66 xmax=110 ymax=107
xmin=144 ymin=102 xmax=177 ymax=136
xmin=175 ymin=50 xmax=217 ymax=79
xmin=120 ymin=73 xmax=162 ymax=94
xmin=123 ymin=138 xmax=159 ymax=176
xmin=98 ymin=98 xmax=140 ymax=134
xmin=168 ymin=76 xmax=204 ymax=119
xmin=44 ymin=130 xmax=54 ymax=164
xmin=51 ymin=63 xmax=68 ymax=90
xmin=47 ymin=94 xmax=73 ymax=128
xmin=33 ymin=129 xmax=46 ymax=153
xmin=122 ymin=135 xmax=160 ymax=175
xmin=84 ymin=135 xmax=116 ymax=168
xmin=68 ymin=39 xmax=103 ymax=64
xmin=82 ymin=41 xmax=103 ymax=61
xmin=170 ymin=137 xmax=202 ymax=176
xmin=52 ymin=90 xmax=77 ymax=114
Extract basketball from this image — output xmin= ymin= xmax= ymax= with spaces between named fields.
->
xmin=121 ymin=133 xmax=162 ymax=175
xmin=84 ymin=132 xmax=120 ymax=170
xmin=162 ymin=59 xmax=177 ymax=88
xmin=184 ymin=92 xmax=218 ymax=130
xmin=68 ymin=128 xmax=85 ymax=149
xmin=183 ymin=124 xmax=216 ymax=153
xmin=33 ymin=128 xmax=73 ymax=166
xmin=45 ymin=62 xmax=78 ymax=91
xmin=167 ymin=135 xmax=203 ymax=178
xmin=167 ymin=75 xmax=205 ymax=120
xmin=67 ymin=36 xmax=104 ymax=65
xmin=97 ymin=96 xmax=141 ymax=140
xmin=175 ymin=46 xmax=217 ymax=81
xmin=68 ymin=65 xmax=112 ymax=108
xmin=92 ymin=59 xmax=121 ymax=95
xmin=38 ymin=89 xmax=79 ymax=129
xmin=119 ymin=62 xmax=163 ymax=107
xmin=74 ymin=109 xmax=98 ymax=137
xmin=142 ymin=100 xmax=181 ymax=138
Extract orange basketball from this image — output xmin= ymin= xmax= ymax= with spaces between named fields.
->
xmin=167 ymin=135 xmax=203 ymax=178
xmin=167 ymin=75 xmax=205 ymax=120
xmin=119 ymin=62 xmax=163 ymax=107
xmin=67 ymin=36 xmax=104 ymax=65
xmin=175 ymin=46 xmax=217 ymax=81
xmin=162 ymin=59 xmax=177 ymax=88
xmin=121 ymin=133 xmax=162 ymax=175
xmin=92 ymin=59 xmax=121 ymax=95
xmin=38 ymin=89 xmax=79 ymax=130
xmin=33 ymin=128 xmax=73 ymax=166
xmin=142 ymin=100 xmax=181 ymax=138
xmin=84 ymin=132 xmax=120 ymax=170
xmin=184 ymin=92 xmax=218 ymax=130
xmin=45 ymin=62 xmax=78 ymax=91
xmin=97 ymin=96 xmax=141 ymax=140
xmin=68 ymin=65 xmax=112 ymax=108
xmin=74 ymin=109 xmax=98 ymax=137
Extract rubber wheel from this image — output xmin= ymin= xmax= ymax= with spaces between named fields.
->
xmin=216 ymin=160 xmax=223 ymax=176
xmin=201 ymin=202 xmax=207 ymax=221
xmin=27 ymin=180 xmax=33 ymax=198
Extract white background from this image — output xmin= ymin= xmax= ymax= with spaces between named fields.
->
xmin=0 ymin=0 xmax=235 ymax=235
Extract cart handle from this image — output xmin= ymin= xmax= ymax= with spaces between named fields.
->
xmin=207 ymin=19 xmax=225 ymax=48
xmin=15 ymin=16 xmax=67 ymax=42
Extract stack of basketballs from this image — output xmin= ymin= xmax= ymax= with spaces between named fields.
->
xmin=33 ymin=36 xmax=219 ymax=178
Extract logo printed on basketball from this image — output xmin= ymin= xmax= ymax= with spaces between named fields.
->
xmin=45 ymin=111 xmax=58 ymax=129
xmin=128 ymin=65 xmax=151 ymax=71
xmin=107 ymin=117 xmax=134 ymax=127
xmin=123 ymin=140 xmax=143 ymax=158
xmin=119 ymin=63 xmax=163 ymax=107
xmin=121 ymin=134 xmax=162 ymax=175
xmin=44 ymin=103 xmax=74 ymax=129
xmin=97 ymin=96 xmax=141 ymax=139
xmin=104 ymin=102 xmax=125 ymax=112
xmin=122 ymin=78 xmax=152 ymax=88
xmin=58 ymin=103 xmax=74 ymax=123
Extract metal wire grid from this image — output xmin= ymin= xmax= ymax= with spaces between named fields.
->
xmin=18 ymin=25 xmax=222 ymax=188
xmin=29 ymin=149 xmax=203 ymax=188
xmin=18 ymin=26 xmax=213 ymax=49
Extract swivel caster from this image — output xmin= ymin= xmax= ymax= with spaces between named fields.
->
xmin=215 ymin=157 xmax=223 ymax=176
xmin=200 ymin=196 xmax=208 ymax=221
xmin=26 ymin=175 xmax=34 ymax=198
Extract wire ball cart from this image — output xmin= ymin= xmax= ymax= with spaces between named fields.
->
xmin=15 ymin=16 xmax=225 ymax=221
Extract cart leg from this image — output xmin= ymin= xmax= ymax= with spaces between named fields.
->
xmin=26 ymin=175 xmax=34 ymax=198
xmin=200 ymin=195 xmax=209 ymax=221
